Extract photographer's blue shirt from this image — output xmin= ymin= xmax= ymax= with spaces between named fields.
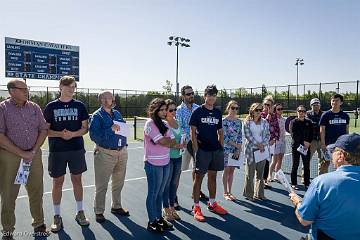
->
xmin=297 ymin=165 xmax=360 ymax=240
xmin=89 ymin=107 xmax=127 ymax=149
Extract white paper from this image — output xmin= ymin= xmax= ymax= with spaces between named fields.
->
xmin=297 ymin=145 xmax=308 ymax=156
xmin=227 ymin=152 xmax=245 ymax=167
xmin=253 ymin=148 xmax=270 ymax=163
xmin=113 ymin=121 xmax=130 ymax=137
xmin=321 ymin=149 xmax=332 ymax=161
xmin=14 ymin=159 xmax=31 ymax=185
xmin=274 ymin=169 xmax=294 ymax=193
xmin=180 ymin=134 xmax=186 ymax=155
xmin=269 ymin=144 xmax=275 ymax=155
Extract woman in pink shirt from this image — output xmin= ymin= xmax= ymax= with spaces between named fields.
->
xmin=143 ymin=98 xmax=181 ymax=233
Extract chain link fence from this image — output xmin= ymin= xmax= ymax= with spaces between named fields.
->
xmin=1 ymin=80 xmax=359 ymax=119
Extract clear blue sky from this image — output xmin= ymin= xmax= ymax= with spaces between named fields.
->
xmin=1 ymin=0 xmax=359 ymax=92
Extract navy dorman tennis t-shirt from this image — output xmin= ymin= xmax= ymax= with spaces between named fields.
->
xmin=189 ymin=105 xmax=222 ymax=151
xmin=319 ymin=110 xmax=349 ymax=145
xmin=44 ymin=99 xmax=89 ymax=152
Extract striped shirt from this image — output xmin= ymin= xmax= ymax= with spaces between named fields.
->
xmin=144 ymin=119 xmax=174 ymax=166
xmin=0 ymin=98 xmax=48 ymax=150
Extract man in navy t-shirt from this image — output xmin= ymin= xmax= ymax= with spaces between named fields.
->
xmin=43 ymin=76 xmax=90 ymax=232
xmin=189 ymin=85 xmax=227 ymax=222
xmin=319 ymin=93 xmax=349 ymax=174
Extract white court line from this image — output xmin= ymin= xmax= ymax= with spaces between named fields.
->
xmin=17 ymin=169 xmax=192 ymax=199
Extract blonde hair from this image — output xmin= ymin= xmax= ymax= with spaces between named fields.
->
xmin=225 ymin=100 xmax=238 ymax=113
xmin=263 ymin=95 xmax=274 ymax=104
xmin=245 ymin=102 xmax=262 ymax=121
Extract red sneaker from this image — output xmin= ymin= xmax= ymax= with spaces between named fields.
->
xmin=207 ymin=202 xmax=228 ymax=215
xmin=192 ymin=205 xmax=206 ymax=222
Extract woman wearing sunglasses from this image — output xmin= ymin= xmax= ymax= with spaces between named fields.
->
xmin=243 ymin=103 xmax=270 ymax=201
xmin=289 ymin=105 xmax=313 ymax=190
xmin=267 ymin=103 xmax=286 ymax=182
xmin=222 ymin=100 xmax=242 ymax=201
xmin=162 ymin=99 xmax=184 ymax=221
xmin=143 ymin=98 xmax=182 ymax=232
xmin=261 ymin=95 xmax=279 ymax=189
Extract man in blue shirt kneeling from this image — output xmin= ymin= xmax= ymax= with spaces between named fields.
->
xmin=290 ymin=133 xmax=360 ymax=240
xmin=89 ymin=91 xmax=129 ymax=223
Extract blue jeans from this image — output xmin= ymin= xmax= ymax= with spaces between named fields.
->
xmin=144 ymin=161 xmax=170 ymax=222
xmin=163 ymin=157 xmax=182 ymax=208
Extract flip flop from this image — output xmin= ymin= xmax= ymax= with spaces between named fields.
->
xmin=223 ymin=193 xmax=232 ymax=201
xmin=228 ymin=193 xmax=237 ymax=201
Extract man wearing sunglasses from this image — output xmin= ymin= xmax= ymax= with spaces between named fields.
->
xmin=0 ymin=79 xmax=50 ymax=239
xmin=176 ymin=85 xmax=209 ymax=208
xmin=319 ymin=94 xmax=349 ymax=175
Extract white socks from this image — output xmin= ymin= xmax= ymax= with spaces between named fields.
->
xmin=54 ymin=204 xmax=61 ymax=216
xmin=76 ymin=201 xmax=83 ymax=212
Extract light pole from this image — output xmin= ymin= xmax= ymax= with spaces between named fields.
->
xmin=295 ymin=58 xmax=304 ymax=103
xmin=167 ymin=36 xmax=190 ymax=99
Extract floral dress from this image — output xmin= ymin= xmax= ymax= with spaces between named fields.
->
xmin=223 ymin=118 xmax=243 ymax=167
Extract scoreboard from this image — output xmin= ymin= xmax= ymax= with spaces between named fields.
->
xmin=5 ymin=37 xmax=80 ymax=81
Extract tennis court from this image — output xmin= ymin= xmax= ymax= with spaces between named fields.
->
xmin=6 ymin=117 xmax=341 ymax=239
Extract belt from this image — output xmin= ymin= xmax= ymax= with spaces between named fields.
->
xmin=102 ymin=146 xmax=125 ymax=151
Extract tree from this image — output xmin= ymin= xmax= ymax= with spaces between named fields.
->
xmin=162 ymin=80 xmax=173 ymax=95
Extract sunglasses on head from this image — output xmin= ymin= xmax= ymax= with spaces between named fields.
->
xmin=276 ymin=108 xmax=283 ymax=111
xmin=231 ymin=106 xmax=239 ymax=110
xmin=254 ymin=108 xmax=263 ymax=112
xmin=297 ymin=110 xmax=306 ymax=113
xmin=185 ymin=92 xmax=194 ymax=96
xmin=168 ymin=108 xmax=177 ymax=113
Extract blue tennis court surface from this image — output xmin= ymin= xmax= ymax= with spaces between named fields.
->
xmin=10 ymin=142 xmax=310 ymax=240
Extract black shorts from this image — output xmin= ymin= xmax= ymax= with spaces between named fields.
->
xmin=48 ymin=149 xmax=87 ymax=178
xmin=194 ymin=148 xmax=224 ymax=175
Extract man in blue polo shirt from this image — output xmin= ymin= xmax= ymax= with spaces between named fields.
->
xmin=290 ymin=133 xmax=360 ymax=240
xmin=89 ymin=91 xmax=129 ymax=223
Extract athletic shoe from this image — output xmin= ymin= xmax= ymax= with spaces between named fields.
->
xmin=75 ymin=210 xmax=90 ymax=226
xmin=147 ymin=221 xmax=163 ymax=233
xmin=192 ymin=205 xmax=205 ymax=222
xmin=50 ymin=215 xmax=63 ymax=233
xmin=157 ymin=217 xmax=174 ymax=231
xmin=207 ymin=202 xmax=228 ymax=215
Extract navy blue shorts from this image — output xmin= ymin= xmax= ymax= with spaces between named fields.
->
xmin=194 ymin=148 xmax=224 ymax=175
xmin=48 ymin=149 xmax=87 ymax=178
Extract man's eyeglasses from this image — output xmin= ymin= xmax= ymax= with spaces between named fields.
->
xmin=185 ymin=92 xmax=194 ymax=96
xmin=254 ymin=108 xmax=263 ymax=112
xmin=231 ymin=107 xmax=239 ymax=110
xmin=168 ymin=109 xmax=177 ymax=113
xmin=11 ymin=86 xmax=29 ymax=91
